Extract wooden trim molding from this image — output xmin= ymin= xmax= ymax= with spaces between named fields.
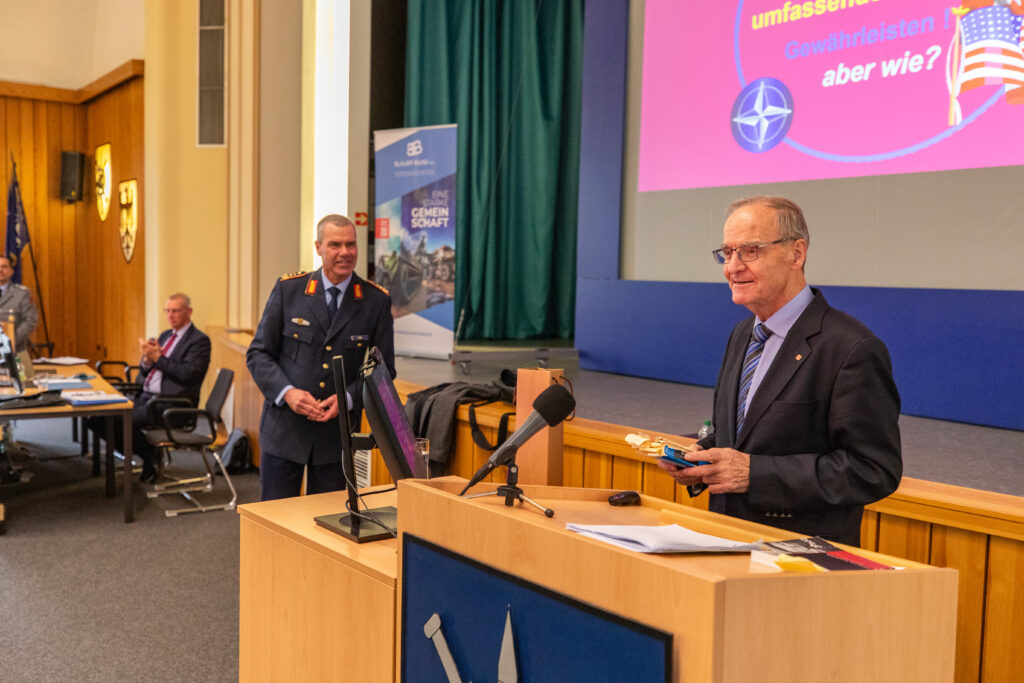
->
xmin=77 ymin=60 xmax=145 ymax=103
xmin=0 ymin=60 xmax=143 ymax=105
xmin=0 ymin=80 xmax=78 ymax=103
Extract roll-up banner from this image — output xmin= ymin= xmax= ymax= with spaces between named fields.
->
xmin=373 ymin=125 xmax=457 ymax=358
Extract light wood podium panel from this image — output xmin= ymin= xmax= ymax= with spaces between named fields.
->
xmin=398 ymin=478 xmax=958 ymax=683
xmin=238 ymin=491 xmax=399 ymax=682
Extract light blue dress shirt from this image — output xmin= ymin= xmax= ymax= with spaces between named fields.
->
xmin=740 ymin=285 xmax=814 ymax=421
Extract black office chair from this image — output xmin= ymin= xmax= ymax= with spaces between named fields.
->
xmin=141 ymin=368 xmax=237 ymax=516
xmin=94 ymin=360 xmax=143 ymax=399
xmin=80 ymin=360 xmax=144 ymax=474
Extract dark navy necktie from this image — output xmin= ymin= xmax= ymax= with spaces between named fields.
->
xmin=326 ymin=286 xmax=340 ymax=318
xmin=736 ymin=323 xmax=772 ymax=437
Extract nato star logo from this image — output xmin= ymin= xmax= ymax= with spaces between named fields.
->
xmin=731 ymin=78 xmax=794 ymax=153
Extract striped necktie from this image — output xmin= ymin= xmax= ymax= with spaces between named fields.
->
xmin=143 ymin=332 xmax=179 ymax=392
xmin=736 ymin=323 xmax=772 ymax=438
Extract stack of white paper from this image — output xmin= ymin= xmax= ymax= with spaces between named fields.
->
xmin=566 ymin=523 xmax=762 ymax=554
xmin=35 ymin=356 xmax=89 ymax=366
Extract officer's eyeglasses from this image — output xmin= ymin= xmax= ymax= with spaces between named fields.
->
xmin=712 ymin=238 xmax=794 ymax=265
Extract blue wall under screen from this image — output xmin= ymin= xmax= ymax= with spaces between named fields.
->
xmin=576 ymin=0 xmax=1023 ymax=431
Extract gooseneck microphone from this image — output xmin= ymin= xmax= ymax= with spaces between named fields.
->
xmin=459 ymin=384 xmax=576 ymax=495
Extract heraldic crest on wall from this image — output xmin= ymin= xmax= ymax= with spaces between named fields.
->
xmin=118 ymin=179 xmax=138 ymax=263
xmin=94 ymin=143 xmax=112 ymax=221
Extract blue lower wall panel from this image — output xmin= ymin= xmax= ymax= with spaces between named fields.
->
xmin=576 ymin=277 xmax=1024 ymax=431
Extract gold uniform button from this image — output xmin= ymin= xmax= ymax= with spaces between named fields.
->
xmin=319 ymin=381 xmax=325 ymax=388
xmin=293 ymin=333 xmax=298 ymax=338
xmin=322 ymin=363 xmax=328 ymax=369
xmin=325 ymin=345 xmax=332 ymax=351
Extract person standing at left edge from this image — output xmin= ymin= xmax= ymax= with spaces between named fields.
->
xmin=0 ymin=255 xmax=38 ymax=352
xmin=247 ymin=214 xmax=396 ymax=501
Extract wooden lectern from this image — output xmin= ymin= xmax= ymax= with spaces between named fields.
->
xmin=398 ymin=478 xmax=957 ymax=682
xmin=238 ymin=478 xmax=957 ymax=682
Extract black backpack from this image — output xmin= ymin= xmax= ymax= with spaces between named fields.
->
xmin=220 ymin=428 xmax=254 ymax=474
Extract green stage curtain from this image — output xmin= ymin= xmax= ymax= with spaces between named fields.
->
xmin=405 ymin=0 xmax=583 ymax=340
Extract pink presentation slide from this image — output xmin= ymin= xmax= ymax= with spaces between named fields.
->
xmin=638 ymin=0 xmax=1024 ymax=192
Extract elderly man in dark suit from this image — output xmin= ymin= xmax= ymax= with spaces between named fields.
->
xmin=247 ymin=214 xmax=395 ymax=501
xmin=93 ymin=293 xmax=211 ymax=483
xmin=659 ymin=196 xmax=901 ymax=546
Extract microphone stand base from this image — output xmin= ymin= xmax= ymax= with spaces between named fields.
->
xmin=463 ymin=464 xmax=555 ymax=518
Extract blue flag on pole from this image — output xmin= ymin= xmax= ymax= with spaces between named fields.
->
xmin=5 ymin=166 xmax=30 ymax=284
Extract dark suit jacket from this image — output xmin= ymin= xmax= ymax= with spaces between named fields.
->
xmin=246 ymin=269 xmax=396 ymax=466
xmin=697 ymin=289 xmax=902 ymax=545
xmin=137 ymin=325 xmax=212 ymax=407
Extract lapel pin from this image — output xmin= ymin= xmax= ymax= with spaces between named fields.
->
xmin=795 ymin=354 xmax=803 ymax=361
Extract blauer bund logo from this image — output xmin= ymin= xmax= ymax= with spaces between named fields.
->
xmin=730 ymin=78 xmax=794 ymax=153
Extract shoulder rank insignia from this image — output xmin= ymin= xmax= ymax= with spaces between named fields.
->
xmin=365 ymin=280 xmax=389 ymax=295
xmin=304 ymin=277 xmax=318 ymax=296
xmin=280 ymin=270 xmax=306 ymax=281
xmin=353 ymin=283 xmax=363 ymax=300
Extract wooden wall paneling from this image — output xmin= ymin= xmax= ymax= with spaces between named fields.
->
xmin=611 ymin=454 xmax=642 ymax=492
xmin=640 ymin=459 xmax=675 ymax=501
xmin=66 ymin=102 xmax=88 ymax=356
xmin=0 ymin=96 xmax=85 ymax=356
xmin=451 ymin=419 xmax=486 ymax=482
xmin=931 ymin=526 xmax=988 ymax=683
xmin=208 ymin=327 xmax=263 ymax=467
xmin=81 ymin=76 xmax=144 ymax=364
xmin=370 ymin=451 xmax=392 ymax=487
xmin=563 ymin=444 xmax=585 ymax=487
xmin=23 ymin=99 xmax=42 ymax=335
xmin=860 ymin=509 xmax=881 ymax=551
xmin=73 ymin=96 xmax=100 ymax=361
xmin=980 ymin=536 xmax=1024 ymax=683
xmin=1 ymin=98 xmax=6 ymax=186
xmin=877 ymin=514 xmax=932 ymax=563
xmin=45 ymin=103 xmax=66 ymax=352
xmin=582 ymin=450 xmax=613 ymax=490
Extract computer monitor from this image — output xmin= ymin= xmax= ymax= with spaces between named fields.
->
xmin=0 ymin=328 xmax=22 ymax=394
xmin=312 ymin=352 xmax=397 ymax=543
xmin=361 ymin=347 xmax=426 ymax=480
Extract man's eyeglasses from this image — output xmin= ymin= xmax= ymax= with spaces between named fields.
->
xmin=712 ymin=238 xmax=793 ymax=265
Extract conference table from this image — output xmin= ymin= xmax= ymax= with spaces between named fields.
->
xmin=0 ymin=363 xmax=136 ymax=523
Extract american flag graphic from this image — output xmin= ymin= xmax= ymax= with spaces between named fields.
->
xmin=947 ymin=5 xmax=1024 ymax=124
xmin=957 ymin=6 xmax=1024 ymax=93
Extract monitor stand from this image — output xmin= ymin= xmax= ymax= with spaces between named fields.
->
xmin=315 ymin=506 xmax=398 ymax=543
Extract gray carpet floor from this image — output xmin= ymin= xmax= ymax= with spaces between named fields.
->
xmin=0 ymin=355 xmax=1021 ymax=682
xmin=1 ymin=420 xmax=258 ymax=683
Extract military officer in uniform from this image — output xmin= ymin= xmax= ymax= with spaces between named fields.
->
xmin=0 ymin=255 xmax=38 ymax=352
xmin=247 ymin=214 xmax=396 ymax=501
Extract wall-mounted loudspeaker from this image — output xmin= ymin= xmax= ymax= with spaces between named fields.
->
xmin=60 ymin=151 xmax=85 ymax=202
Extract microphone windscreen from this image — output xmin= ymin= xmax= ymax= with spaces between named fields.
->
xmin=532 ymin=384 xmax=576 ymax=426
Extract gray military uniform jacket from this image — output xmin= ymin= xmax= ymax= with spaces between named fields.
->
xmin=0 ymin=283 xmax=38 ymax=351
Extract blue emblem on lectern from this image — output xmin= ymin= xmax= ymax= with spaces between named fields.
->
xmin=730 ymin=78 xmax=794 ymax=153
